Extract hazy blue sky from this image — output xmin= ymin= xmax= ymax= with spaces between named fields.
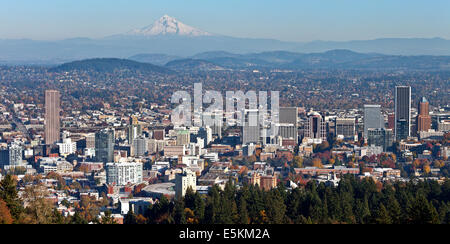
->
xmin=1 ymin=0 xmax=449 ymax=41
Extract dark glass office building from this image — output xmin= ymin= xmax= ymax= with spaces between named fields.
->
xmin=368 ymin=128 xmax=394 ymax=152
xmin=95 ymin=129 xmax=115 ymax=163
xmin=395 ymin=86 xmax=411 ymax=141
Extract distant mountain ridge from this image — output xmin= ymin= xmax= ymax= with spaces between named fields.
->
xmin=48 ymin=58 xmax=173 ymax=74
xmin=49 ymin=50 xmax=450 ymax=73
xmin=128 ymin=53 xmax=181 ymax=66
xmin=165 ymin=58 xmax=226 ymax=71
xmin=2 ymin=15 xmax=449 ymax=63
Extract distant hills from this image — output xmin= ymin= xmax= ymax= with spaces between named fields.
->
xmin=165 ymin=59 xmax=226 ymax=72
xmin=49 ymin=58 xmax=173 ymax=74
xmin=1 ymin=16 xmax=450 ymax=64
xmin=129 ymin=53 xmax=181 ymax=66
xmin=47 ymin=50 xmax=450 ymax=73
xmin=2 ymin=37 xmax=450 ymax=64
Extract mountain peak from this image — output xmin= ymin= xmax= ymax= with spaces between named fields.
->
xmin=127 ymin=15 xmax=213 ymax=37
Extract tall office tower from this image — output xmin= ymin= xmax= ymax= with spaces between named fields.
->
xmin=95 ymin=129 xmax=115 ymax=163
xmin=279 ymin=125 xmax=297 ymax=140
xmin=395 ymin=86 xmax=411 ymax=141
xmin=388 ymin=113 xmax=395 ymax=131
xmin=127 ymin=124 xmax=142 ymax=144
xmin=176 ymin=130 xmax=190 ymax=146
xmin=44 ymin=90 xmax=61 ymax=145
xmin=363 ymin=105 xmax=384 ymax=139
xmin=367 ymin=128 xmax=394 ymax=152
xmin=0 ymin=144 xmax=23 ymax=169
xmin=243 ymin=109 xmax=261 ymax=145
xmin=198 ymin=127 xmax=213 ymax=147
xmin=175 ymin=168 xmax=197 ymax=199
xmin=417 ymin=97 xmax=431 ymax=134
xmin=278 ymin=107 xmax=298 ymax=142
xmin=304 ymin=112 xmax=327 ymax=141
xmin=85 ymin=133 xmax=96 ymax=149
xmin=280 ymin=107 xmax=298 ymax=124
xmin=132 ymin=136 xmax=148 ymax=157
xmin=335 ymin=118 xmax=356 ymax=139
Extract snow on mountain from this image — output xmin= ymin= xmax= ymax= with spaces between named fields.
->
xmin=127 ymin=15 xmax=214 ymax=37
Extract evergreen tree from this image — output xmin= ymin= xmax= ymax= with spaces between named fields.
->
xmin=238 ymin=196 xmax=250 ymax=224
xmin=354 ymin=197 xmax=371 ymax=224
xmin=174 ymin=199 xmax=186 ymax=224
xmin=408 ymin=194 xmax=440 ymax=224
xmin=124 ymin=210 xmax=138 ymax=224
xmin=373 ymin=204 xmax=392 ymax=224
xmin=386 ymin=195 xmax=402 ymax=224
xmin=0 ymin=174 xmax=23 ymax=222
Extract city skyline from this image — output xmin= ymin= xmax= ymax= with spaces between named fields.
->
xmin=0 ymin=0 xmax=449 ymax=228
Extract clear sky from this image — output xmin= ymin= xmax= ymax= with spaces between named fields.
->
xmin=1 ymin=0 xmax=449 ymax=42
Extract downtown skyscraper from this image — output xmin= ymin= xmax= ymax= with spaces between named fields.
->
xmin=395 ymin=86 xmax=411 ymax=141
xmin=278 ymin=107 xmax=298 ymax=141
xmin=416 ymin=97 xmax=431 ymax=134
xmin=242 ymin=109 xmax=261 ymax=145
xmin=44 ymin=90 xmax=61 ymax=145
xmin=363 ymin=104 xmax=384 ymax=139
xmin=304 ymin=112 xmax=327 ymax=142
xmin=95 ymin=129 xmax=115 ymax=163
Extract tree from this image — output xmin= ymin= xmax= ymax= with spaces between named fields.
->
xmin=97 ymin=210 xmax=117 ymax=224
xmin=184 ymin=208 xmax=197 ymax=224
xmin=51 ymin=209 xmax=66 ymax=224
xmin=0 ymin=199 xmax=13 ymax=224
xmin=312 ymin=158 xmax=323 ymax=168
xmin=386 ymin=195 xmax=402 ymax=224
xmin=0 ymin=174 xmax=23 ymax=222
xmin=264 ymin=190 xmax=286 ymax=224
xmin=293 ymin=156 xmax=303 ymax=168
xmin=423 ymin=164 xmax=431 ymax=175
xmin=317 ymin=141 xmax=330 ymax=152
xmin=238 ymin=197 xmax=250 ymax=224
xmin=70 ymin=211 xmax=88 ymax=224
xmin=173 ymin=200 xmax=186 ymax=224
xmin=408 ymin=194 xmax=440 ymax=224
xmin=124 ymin=210 xmax=137 ymax=224
xmin=373 ymin=204 xmax=392 ymax=224
xmin=21 ymin=185 xmax=56 ymax=224
xmin=355 ymin=197 xmax=371 ymax=224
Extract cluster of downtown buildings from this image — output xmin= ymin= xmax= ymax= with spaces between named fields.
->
xmin=0 ymin=85 xmax=449 ymax=223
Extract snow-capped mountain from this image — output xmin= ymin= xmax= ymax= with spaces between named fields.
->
xmin=127 ymin=15 xmax=213 ymax=37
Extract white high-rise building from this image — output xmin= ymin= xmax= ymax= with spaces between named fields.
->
xmin=57 ymin=138 xmax=77 ymax=156
xmin=175 ymin=168 xmax=197 ymax=199
xmin=106 ymin=162 xmax=143 ymax=186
